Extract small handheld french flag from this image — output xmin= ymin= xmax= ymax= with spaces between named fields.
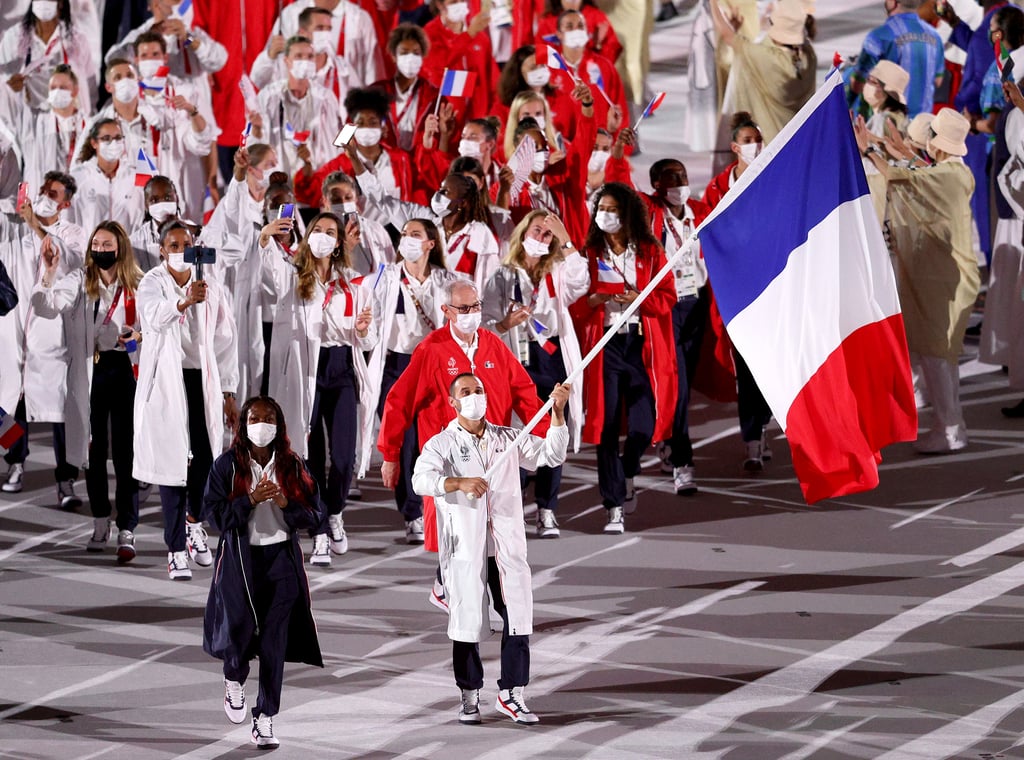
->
xmin=284 ymin=122 xmax=310 ymax=146
xmin=530 ymin=317 xmax=558 ymax=355
xmin=542 ymin=45 xmax=571 ymax=72
xmin=640 ymin=92 xmax=666 ymax=120
xmin=175 ymin=0 xmax=194 ymax=26
xmin=439 ymin=69 xmax=477 ymax=98
xmin=240 ymin=121 xmax=252 ymax=147
xmin=139 ymin=65 xmax=169 ymax=94
xmin=202 ymin=186 xmax=216 ymax=224
xmin=0 ymin=406 xmax=24 ymax=454
xmin=595 ymin=259 xmax=625 ymax=294
xmin=135 ymin=148 xmax=157 ymax=187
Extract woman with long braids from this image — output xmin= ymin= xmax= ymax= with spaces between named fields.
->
xmin=203 ymin=395 xmax=324 ymax=750
xmin=570 ymin=182 xmax=677 ymax=535
xmin=264 ymin=212 xmax=377 ymax=567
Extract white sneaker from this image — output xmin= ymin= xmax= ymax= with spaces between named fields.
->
xmin=430 ymin=578 xmax=449 ymax=612
xmin=915 ymin=426 xmax=968 ymax=454
xmin=86 ymin=517 xmax=111 ymax=552
xmin=58 ymin=479 xmax=82 ymax=510
xmin=328 ymin=514 xmax=348 ymax=554
xmin=603 ymin=506 xmax=625 ymax=534
xmin=536 ymin=508 xmax=560 ymax=538
xmin=2 ymin=463 xmax=24 ymax=493
xmin=405 ymin=516 xmax=425 ymax=544
xmin=185 ymin=521 xmax=213 ymax=567
xmin=251 ymin=714 xmax=279 ymax=749
xmin=673 ymin=466 xmax=698 ymax=496
xmin=224 ymin=678 xmax=246 ymax=724
xmin=116 ymin=529 xmax=136 ymax=564
xmin=167 ymin=551 xmax=192 ymax=581
xmin=495 ymin=686 xmax=539 ymax=724
xmin=310 ymin=533 xmax=331 ymax=566
xmin=459 ymin=688 xmax=481 ymax=724
xmin=743 ymin=441 xmax=764 ymax=472
xmin=623 ymin=477 xmax=637 ymax=514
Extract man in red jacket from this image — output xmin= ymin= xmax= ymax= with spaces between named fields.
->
xmin=378 ymin=279 xmax=548 ymax=569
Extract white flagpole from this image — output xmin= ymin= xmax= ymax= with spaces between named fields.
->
xmin=482 ymin=239 xmax=694 ymax=479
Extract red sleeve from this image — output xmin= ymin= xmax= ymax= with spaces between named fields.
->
xmin=379 ymin=341 xmax=431 ymax=461
xmin=294 ymin=154 xmax=355 ymax=207
xmin=638 ymin=243 xmax=676 ymax=319
xmin=413 ymin=144 xmax=452 ymax=202
xmin=604 ymin=154 xmax=633 ymax=187
xmin=389 ymin=148 xmax=414 ymax=202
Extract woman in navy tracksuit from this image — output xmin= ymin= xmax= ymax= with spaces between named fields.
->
xmin=203 ymin=395 xmax=324 ymax=750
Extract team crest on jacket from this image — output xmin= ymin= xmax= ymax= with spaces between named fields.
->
xmin=458 ymin=443 xmax=471 ymax=462
xmin=484 ymin=361 xmax=494 ymax=369
xmin=447 ymin=357 xmax=458 ymax=375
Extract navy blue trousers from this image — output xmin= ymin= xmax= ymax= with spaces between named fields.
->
xmin=308 ymin=346 xmax=357 ymax=534
xmin=669 ymin=292 xmax=709 ymax=468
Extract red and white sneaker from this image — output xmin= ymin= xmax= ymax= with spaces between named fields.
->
xmin=495 ymin=686 xmax=539 ymax=724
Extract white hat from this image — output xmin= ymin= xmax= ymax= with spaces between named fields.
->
xmin=768 ymin=0 xmax=808 ymax=46
xmin=870 ymin=60 xmax=910 ymax=105
xmin=929 ymin=108 xmax=969 ymax=157
xmin=906 ymin=112 xmax=934 ymax=149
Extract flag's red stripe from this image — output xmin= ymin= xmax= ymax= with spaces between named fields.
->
xmin=785 ymin=314 xmax=918 ymax=504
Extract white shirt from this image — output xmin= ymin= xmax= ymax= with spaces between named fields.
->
xmin=450 ymin=321 xmax=478 ymax=364
xmin=171 ymin=273 xmax=202 ymax=369
xmin=662 ymin=203 xmax=707 ymax=298
xmin=603 ymin=243 xmax=639 ymax=327
xmin=248 ymin=453 xmax=290 ymax=546
xmin=389 ymin=265 xmax=445 ymax=354
xmin=92 ymin=279 xmax=130 ymax=353
xmin=392 ymin=80 xmax=422 ymax=152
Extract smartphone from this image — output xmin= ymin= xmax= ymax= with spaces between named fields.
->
xmin=16 ymin=183 xmax=28 ymax=212
xmin=277 ymin=203 xmax=296 ymax=220
xmin=333 ymin=123 xmax=357 ymax=148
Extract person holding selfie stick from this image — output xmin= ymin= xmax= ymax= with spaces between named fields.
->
xmin=134 ymin=220 xmax=239 ymax=581
xmin=31 ymin=221 xmax=144 ymax=562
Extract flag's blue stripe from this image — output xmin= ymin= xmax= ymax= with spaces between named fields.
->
xmin=699 ymin=85 xmax=868 ymax=325
xmin=178 ymin=0 xmax=192 ymax=14
xmin=441 ymin=70 xmax=456 ymax=94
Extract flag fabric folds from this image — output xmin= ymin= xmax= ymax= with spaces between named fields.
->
xmin=134 ymin=148 xmax=157 ymax=187
xmin=439 ymin=70 xmax=477 ymax=98
xmin=594 ymin=259 xmax=625 ymax=294
xmin=640 ymin=92 xmax=666 ymax=120
xmin=0 ymin=406 xmax=24 ymax=453
xmin=696 ymin=70 xmax=917 ymax=503
xmin=202 ymin=187 xmax=216 ymax=224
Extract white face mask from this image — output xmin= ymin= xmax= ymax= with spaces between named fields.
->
xmin=307 ymin=232 xmax=337 ymax=258
xmin=166 ymin=252 xmax=191 ymax=273
xmin=563 ymin=28 xmax=589 ymax=49
xmin=456 ymin=392 xmax=487 ymax=421
xmin=453 ymin=310 xmax=481 ymax=333
xmin=531 ymin=151 xmax=549 ymax=174
xmin=396 ymin=52 xmax=423 ymax=79
xmin=664 ymin=185 xmax=690 ymax=206
xmin=312 ymin=29 xmax=333 ymax=53
xmin=524 ymin=66 xmax=550 ymax=88
xmin=431 ymin=191 xmax=452 ymax=217
xmin=595 ymin=210 xmax=621 ymax=233
xmin=590 ymin=151 xmax=612 ymax=174
xmin=251 ymin=165 xmax=276 ymax=190
xmin=247 ymin=422 xmax=277 ymax=448
xmin=398 ymin=235 xmax=426 ymax=262
xmin=354 ymin=127 xmax=382 ymax=147
xmin=98 ymin=140 xmax=124 ymax=162
xmin=446 ymin=1 xmax=470 ymax=23
xmin=289 ymin=59 xmax=316 ymax=81
xmin=137 ymin=59 xmax=164 ymax=80
xmin=113 ymin=77 xmax=138 ymax=104
xmin=863 ymin=82 xmax=885 ymax=109
xmin=33 ymin=0 xmax=58 ymax=21
xmin=149 ymin=201 xmax=178 ymax=223
xmin=531 ymin=114 xmax=546 ymax=130
xmin=522 ymin=236 xmax=549 ymax=258
xmin=458 ymin=138 xmax=482 ymax=159
xmin=47 ymin=88 xmax=73 ymax=110
xmin=33 ymin=194 xmax=59 ymax=219
xmin=737 ymin=141 xmax=761 ymax=164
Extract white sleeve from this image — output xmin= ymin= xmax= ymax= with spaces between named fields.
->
xmin=186 ymin=28 xmax=228 ymax=74
xmin=30 ymin=269 xmax=82 ymax=318
xmin=249 ymin=50 xmax=278 ymax=90
xmin=411 ymin=435 xmax=451 ymax=497
xmin=559 ymin=250 xmax=591 ymax=305
xmin=137 ymin=271 xmax=183 ymax=332
xmin=516 ymin=424 xmax=569 ymax=470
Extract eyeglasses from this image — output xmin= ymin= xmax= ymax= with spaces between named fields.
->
xmin=448 ymin=301 xmax=482 ymax=314
xmin=97 ymin=135 xmax=125 ymax=143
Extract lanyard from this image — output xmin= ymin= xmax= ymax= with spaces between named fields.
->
xmin=322 ymin=277 xmax=353 ymax=316
xmin=391 ymin=80 xmax=420 ymax=126
xmin=55 ymin=114 xmax=83 ymax=168
xmin=607 ymin=246 xmax=637 ymax=291
xmin=399 ymin=270 xmax=436 ymax=331
xmin=101 ymin=286 xmax=123 ymax=325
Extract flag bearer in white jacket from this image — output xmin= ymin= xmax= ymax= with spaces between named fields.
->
xmin=31 ymin=221 xmax=143 ymax=563
xmin=0 ymin=171 xmax=85 ymax=504
xmin=133 ymin=220 xmax=239 ymax=581
xmin=262 ymin=212 xmax=377 ymax=566
xmin=412 ymin=374 xmax=570 ymax=726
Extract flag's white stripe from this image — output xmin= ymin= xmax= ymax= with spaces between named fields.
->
xmin=726 ymin=195 xmax=901 ymax=428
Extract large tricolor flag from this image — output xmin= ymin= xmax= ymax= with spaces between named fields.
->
xmin=135 ymin=148 xmax=157 ymax=188
xmin=696 ymin=70 xmax=917 ymax=503
xmin=439 ymin=69 xmax=477 ymax=98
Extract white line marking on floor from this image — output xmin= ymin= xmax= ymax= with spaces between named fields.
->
xmin=943 ymin=526 xmax=1024 ymax=567
xmin=891 ymin=488 xmax=984 ymax=529
xmin=532 ymin=536 xmax=641 ymax=588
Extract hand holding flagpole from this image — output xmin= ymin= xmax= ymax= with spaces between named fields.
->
xmin=434 ymin=68 xmax=448 ymax=115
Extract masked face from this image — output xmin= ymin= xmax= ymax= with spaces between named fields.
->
xmin=354 ymin=127 xmax=382 ymax=147
xmin=247 ymin=422 xmax=277 ymax=448
xmin=454 ymin=311 xmax=481 ymax=333
xmin=47 ymin=88 xmax=73 ymax=110
xmin=445 ymin=1 xmax=470 ymax=23
xmin=396 ymin=52 xmax=423 ymax=79
xmin=149 ymin=201 xmax=177 ymax=223
xmin=431 ymin=190 xmax=453 ymax=217
xmin=531 ymin=150 xmax=549 ymax=174
xmin=33 ymin=194 xmax=60 ymax=219
xmin=137 ymin=59 xmax=164 ymax=80
xmin=664 ymin=185 xmax=690 ymax=206
xmin=32 ymin=0 xmax=58 ymax=21
xmin=863 ymin=82 xmax=886 ymax=108
xmin=331 ymin=200 xmax=359 ymax=218
xmin=98 ymin=140 xmax=124 ymax=163
xmin=398 ymin=235 xmax=427 ymax=262
xmin=456 ymin=392 xmax=487 ymax=421
xmin=588 ymin=150 xmax=610 ymax=173
xmin=458 ymin=138 xmax=483 ymax=159
xmin=289 ymin=59 xmax=316 ymax=81
xmin=524 ymin=66 xmax=551 ymax=88
xmin=737 ymin=141 xmax=761 ymax=164
xmin=562 ymin=28 xmax=589 ymax=50
xmin=307 ymin=231 xmax=337 ymax=258
xmin=91 ymin=249 xmax=118 ymax=270
xmin=595 ymin=210 xmax=621 ymax=233
xmin=113 ymin=77 xmax=139 ymax=104
xmin=522 ymin=236 xmax=549 ymax=258
xmin=312 ymin=29 xmax=333 ymax=53
xmin=166 ymin=252 xmax=191 ymax=273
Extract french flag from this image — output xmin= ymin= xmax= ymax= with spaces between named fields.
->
xmin=530 ymin=317 xmax=557 ymax=355
xmin=139 ymin=65 xmax=169 ymax=94
xmin=439 ymin=69 xmax=477 ymax=98
xmin=0 ymin=407 xmax=24 ymax=453
xmin=540 ymin=45 xmax=571 ymax=72
xmin=240 ymin=121 xmax=252 ymax=148
xmin=134 ymin=148 xmax=157 ymax=188
xmin=202 ymin=186 xmax=216 ymax=224
xmin=174 ymin=0 xmax=194 ymax=26
xmin=284 ymin=122 xmax=310 ymax=146
xmin=595 ymin=259 xmax=625 ymax=295
xmin=640 ymin=92 xmax=666 ymax=120
xmin=696 ymin=70 xmax=917 ymax=503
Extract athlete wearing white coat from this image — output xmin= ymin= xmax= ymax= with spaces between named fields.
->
xmin=69 ymin=156 xmax=145 ymax=238
xmin=411 ymin=375 xmax=569 ymax=725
